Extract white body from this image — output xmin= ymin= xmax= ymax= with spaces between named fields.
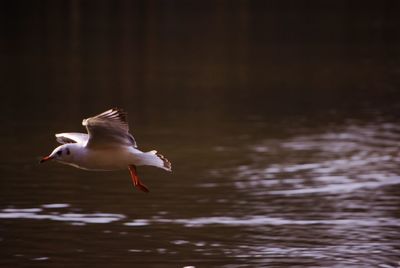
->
xmin=52 ymin=143 xmax=167 ymax=171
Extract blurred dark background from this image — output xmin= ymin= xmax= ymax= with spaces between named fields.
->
xmin=1 ymin=0 xmax=400 ymax=125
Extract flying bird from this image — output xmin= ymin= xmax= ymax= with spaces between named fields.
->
xmin=40 ymin=108 xmax=171 ymax=192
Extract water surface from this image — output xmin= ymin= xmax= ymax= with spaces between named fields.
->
xmin=1 ymin=109 xmax=400 ymax=267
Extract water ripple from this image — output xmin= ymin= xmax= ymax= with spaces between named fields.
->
xmin=124 ymin=215 xmax=400 ymax=228
xmin=0 ymin=206 xmax=125 ymax=224
xmin=269 ymin=176 xmax=400 ymax=196
xmin=227 ymin=121 xmax=400 ymax=198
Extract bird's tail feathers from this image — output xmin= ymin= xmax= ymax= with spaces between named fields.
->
xmin=144 ymin=150 xmax=172 ymax=171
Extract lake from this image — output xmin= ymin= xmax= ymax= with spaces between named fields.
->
xmin=1 ymin=1 xmax=400 ymax=267
xmin=2 ymin=106 xmax=400 ymax=267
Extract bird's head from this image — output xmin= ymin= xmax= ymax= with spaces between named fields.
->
xmin=40 ymin=144 xmax=74 ymax=164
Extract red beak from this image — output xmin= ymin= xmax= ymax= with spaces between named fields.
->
xmin=40 ymin=156 xmax=53 ymax=163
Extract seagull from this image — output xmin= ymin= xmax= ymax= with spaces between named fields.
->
xmin=40 ymin=108 xmax=171 ymax=193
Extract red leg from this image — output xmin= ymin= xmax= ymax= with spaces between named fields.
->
xmin=128 ymin=165 xmax=149 ymax=193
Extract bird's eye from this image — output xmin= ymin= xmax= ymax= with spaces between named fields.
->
xmin=57 ymin=150 xmax=62 ymax=156
xmin=66 ymin=148 xmax=71 ymax=155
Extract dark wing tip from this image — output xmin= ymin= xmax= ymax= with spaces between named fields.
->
xmin=85 ymin=108 xmax=128 ymax=126
xmin=109 ymin=108 xmax=128 ymax=124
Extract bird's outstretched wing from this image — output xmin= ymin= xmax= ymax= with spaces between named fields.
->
xmin=82 ymin=108 xmax=137 ymax=148
xmin=55 ymin=132 xmax=89 ymax=145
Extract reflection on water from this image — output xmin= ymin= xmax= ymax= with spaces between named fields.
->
xmin=5 ymin=205 xmax=398 ymax=228
xmin=0 ymin=207 xmax=125 ymax=224
xmin=231 ymin=122 xmax=400 ymax=197
xmin=2 ymin=111 xmax=400 ymax=267
xmin=127 ymin=215 xmax=400 ymax=228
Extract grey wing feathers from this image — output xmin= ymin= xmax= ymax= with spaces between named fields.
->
xmin=56 ymin=132 xmax=89 ymax=144
xmin=82 ymin=108 xmax=137 ymax=148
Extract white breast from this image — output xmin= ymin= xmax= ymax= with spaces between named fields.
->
xmin=62 ymin=146 xmax=144 ymax=171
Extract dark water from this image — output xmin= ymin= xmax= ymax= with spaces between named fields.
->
xmin=2 ymin=1 xmax=400 ymax=267
xmin=1 ymin=109 xmax=400 ymax=267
